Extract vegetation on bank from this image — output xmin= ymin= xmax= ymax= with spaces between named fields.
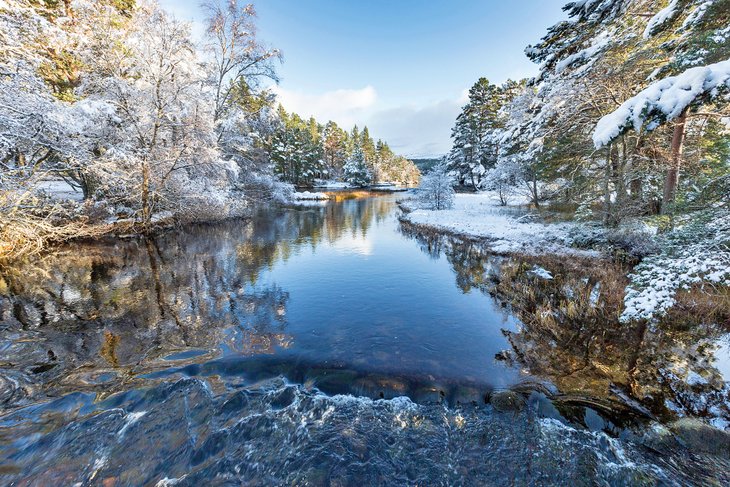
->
xmin=0 ymin=0 xmax=419 ymax=263
xmin=430 ymin=0 xmax=730 ymax=322
xmin=270 ymin=107 xmax=420 ymax=188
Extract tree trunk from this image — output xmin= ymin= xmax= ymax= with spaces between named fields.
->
xmin=603 ymin=144 xmax=612 ymax=226
xmin=629 ymin=178 xmax=643 ymax=200
xmin=615 ymin=137 xmax=628 ymax=204
xmin=661 ymin=109 xmax=687 ymax=214
xmin=531 ymin=172 xmax=540 ymax=208
xmin=141 ymin=161 xmax=151 ymax=230
xmin=629 ymin=136 xmax=644 ymax=199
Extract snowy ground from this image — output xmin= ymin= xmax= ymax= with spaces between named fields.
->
xmin=35 ymin=180 xmax=84 ymax=201
xmin=401 ymin=192 xmax=599 ymax=257
xmin=291 ymin=191 xmax=331 ymax=201
xmin=311 ymin=180 xmax=353 ymax=189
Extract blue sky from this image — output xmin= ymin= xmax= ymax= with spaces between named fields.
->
xmin=160 ymin=0 xmax=568 ymax=156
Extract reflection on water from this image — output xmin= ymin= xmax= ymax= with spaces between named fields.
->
xmin=0 ymin=194 xmax=523 ymax=408
xmin=402 ymin=224 xmax=730 ymax=429
xmin=0 ymin=192 xmax=729 ymax=485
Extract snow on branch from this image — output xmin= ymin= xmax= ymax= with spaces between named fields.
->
xmin=593 ymin=58 xmax=730 ymax=148
xmin=554 ymin=32 xmax=612 ymax=74
xmin=642 ymin=0 xmax=679 ymax=38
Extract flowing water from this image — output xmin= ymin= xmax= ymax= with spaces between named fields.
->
xmin=0 ymin=192 xmax=728 ymax=485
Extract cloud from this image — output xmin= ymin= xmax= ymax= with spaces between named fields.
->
xmin=367 ymin=99 xmax=463 ymax=157
xmin=272 ymin=84 xmax=463 ymax=158
xmin=271 ymin=85 xmax=378 ymax=127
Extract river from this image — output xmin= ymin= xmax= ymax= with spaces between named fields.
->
xmin=1 ymin=192 xmax=728 ymax=485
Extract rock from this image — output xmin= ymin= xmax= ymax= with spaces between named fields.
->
xmin=490 ymin=390 xmax=525 ymax=413
xmin=669 ymin=418 xmax=730 ymax=459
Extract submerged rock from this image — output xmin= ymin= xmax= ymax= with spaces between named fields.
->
xmin=669 ymin=418 xmax=730 ymax=459
xmin=490 ymin=390 xmax=526 ymax=413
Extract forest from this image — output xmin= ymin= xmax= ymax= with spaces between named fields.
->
xmin=270 ymin=107 xmax=419 ymax=187
xmin=0 ymin=0 xmax=417 ymax=261
xmin=437 ymin=0 xmax=729 ymax=322
xmin=1 ymin=1 xmax=730 ymax=485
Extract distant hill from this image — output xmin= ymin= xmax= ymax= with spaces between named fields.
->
xmin=409 ymin=158 xmax=443 ymax=174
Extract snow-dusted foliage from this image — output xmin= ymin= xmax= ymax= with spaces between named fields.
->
xmin=0 ymin=0 xmax=292 ymax=258
xmin=452 ymin=0 xmax=730 ymax=322
xmin=594 ymin=58 xmax=730 ymax=147
xmin=447 ymin=78 xmax=518 ymax=189
xmin=417 ymin=162 xmax=455 ymax=210
xmin=622 ymin=210 xmax=730 ymax=321
xmin=343 ymin=146 xmax=372 ymax=188
xmin=643 ymin=0 xmax=680 ymax=38
xmin=482 ymin=158 xmax=523 ymax=206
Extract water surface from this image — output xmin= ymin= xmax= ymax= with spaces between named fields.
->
xmin=1 ymin=192 xmax=728 ymax=485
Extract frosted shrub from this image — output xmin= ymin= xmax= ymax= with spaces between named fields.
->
xmin=622 ymin=210 xmax=730 ymax=322
xmin=606 ymin=227 xmax=660 ymax=261
xmin=417 ymin=164 xmax=455 ymax=210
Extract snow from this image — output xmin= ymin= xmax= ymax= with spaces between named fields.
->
xmin=593 ymin=58 xmax=730 ymax=148
xmin=621 ymin=211 xmax=730 ymax=322
xmin=402 ymin=193 xmax=599 ymax=257
xmin=35 ymin=180 xmax=84 ymax=201
xmin=681 ymin=1 xmax=712 ymax=29
xmin=312 ymin=180 xmax=352 ymax=189
xmin=554 ymin=32 xmax=611 ymax=74
xmin=150 ymin=211 xmax=174 ymax=223
xmin=291 ymin=191 xmax=330 ymax=201
xmin=530 ymin=266 xmax=554 ymax=280
xmin=643 ymin=0 xmax=679 ymax=38
xmin=621 ymin=247 xmax=730 ymax=322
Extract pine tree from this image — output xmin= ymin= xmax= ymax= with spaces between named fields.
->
xmin=447 ymin=78 xmax=513 ymax=189
xmin=322 ymin=121 xmax=348 ymax=178
xmin=343 ymin=145 xmax=372 ymax=187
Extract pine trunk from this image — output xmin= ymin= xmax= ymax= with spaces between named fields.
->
xmin=603 ymin=145 xmax=612 ymax=226
xmin=661 ymin=109 xmax=687 ymax=214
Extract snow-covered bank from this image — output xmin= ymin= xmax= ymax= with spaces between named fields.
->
xmin=400 ymin=193 xmax=599 ymax=258
xmin=311 ymin=180 xmax=352 ymax=189
xmin=291 ymin=191 xmax=331 ymax=201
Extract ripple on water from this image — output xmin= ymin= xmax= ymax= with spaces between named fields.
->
xmin=1 ymin=378 xmax=728 ymax=486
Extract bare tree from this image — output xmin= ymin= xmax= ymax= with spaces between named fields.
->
xmin=203 ymin=1 xmax=281 ymax=139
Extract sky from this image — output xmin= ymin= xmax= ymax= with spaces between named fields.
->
xmin=160 ymin=0 xmax=568 ymax=157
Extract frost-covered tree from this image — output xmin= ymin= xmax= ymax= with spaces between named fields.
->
xmin=270 ymin=108 xmax=325 ymax=186
xmin=483 ymin=158 xmax=523 ymax=206
xmin=203 ymin=0 xmax=280 ymax=137
xmin=594 ymin=60 xmax=730 ymax=211
xmin=85 ymin=6 xmax=222 ymax=226
xmin=418 ymin=160 xmax=455 ymax=210
xmin=343 ymin=145 xmax=372 ymax=187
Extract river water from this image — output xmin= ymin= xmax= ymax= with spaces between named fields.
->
xmin=0 ymin=192 xmax=728 ymax=485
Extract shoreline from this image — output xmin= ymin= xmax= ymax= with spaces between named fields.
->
xmin=397 ymin=193 xmax=604 ymax=260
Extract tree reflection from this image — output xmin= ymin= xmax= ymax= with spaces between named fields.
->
xmin=0 ymin=194 xmax=392 ymax=408
xmin=402 ymin=223 xmax=730 ymax=427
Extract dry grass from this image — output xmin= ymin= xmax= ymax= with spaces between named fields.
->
xmin=665 ymin=285 xmax=730 ymax=330
xmin=0 ymin=211 xmax=134 ymax=265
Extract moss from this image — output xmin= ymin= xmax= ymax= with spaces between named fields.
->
xmin=37 ymin=49 xmax=84 ymax=101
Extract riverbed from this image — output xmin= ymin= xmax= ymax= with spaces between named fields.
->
xmin=1 ymin=192 xmax=728 ymax=485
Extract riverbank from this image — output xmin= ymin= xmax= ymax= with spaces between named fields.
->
xmin=399 ymin=192 xmax=601 ymax=258
xmin=398 ymin=191 xmax=730 ymax=325
xmin=0 ymin=190 xmax=328 ymax=265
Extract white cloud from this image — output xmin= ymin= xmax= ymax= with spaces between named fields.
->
xmin=271 ymin=85 xmax=378 ymax=127
xmin=272 ymin=84 xmax=463 ymax=157
xmin=368 ymin=99 xmax=463 ymax=157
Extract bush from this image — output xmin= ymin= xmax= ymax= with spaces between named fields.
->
xmin=417 ymin=163 xmax=454 ymax=210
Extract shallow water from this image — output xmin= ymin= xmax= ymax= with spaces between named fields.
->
xmin=1 ymin=192 xmax=728 ymax=485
